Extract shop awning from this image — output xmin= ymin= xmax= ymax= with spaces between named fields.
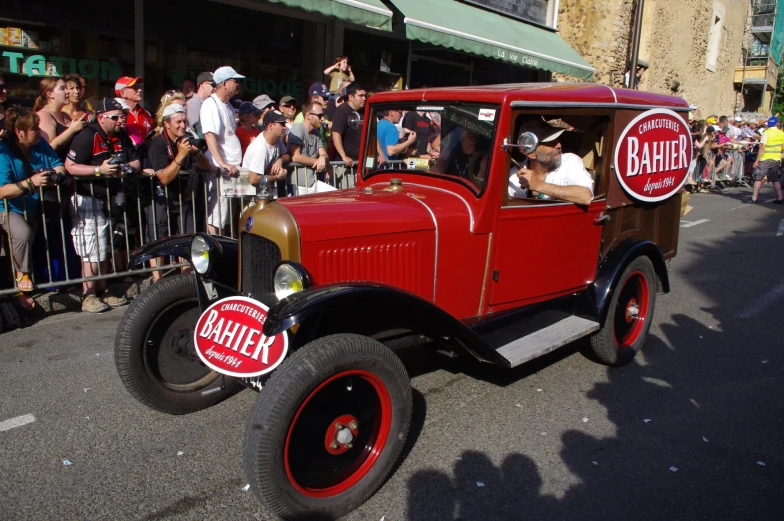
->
xmin=267 ymin=0 xmax=393 ymax=31
xmin=390 ymin=0 xmax=595 ymax=80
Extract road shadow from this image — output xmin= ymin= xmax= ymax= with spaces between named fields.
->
xmin=403 ymin=211 xmax=784 ymax=520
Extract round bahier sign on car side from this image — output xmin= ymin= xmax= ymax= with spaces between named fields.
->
xmin=614 ymin=108 xmax=692 ymax=203
xmin=193 ymin=296 xmax=288 ymax=378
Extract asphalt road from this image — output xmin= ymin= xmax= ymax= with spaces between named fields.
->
xmin=1 ymin=187 xmax=783 ymax=521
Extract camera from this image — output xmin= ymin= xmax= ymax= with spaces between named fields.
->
xmin=108 ymin=152 xmax=136 ymax=176
xmin=41 ymin=169 xmax=65 ymax=185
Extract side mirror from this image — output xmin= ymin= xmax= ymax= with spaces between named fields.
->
xmin=348 ymin=111 xmax=364 ymax=130
xmin=502 ymin=132 xmax=539 ymax=154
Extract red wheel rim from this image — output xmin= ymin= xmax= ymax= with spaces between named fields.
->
xmin=613 ymin=271 xmax=649 ymax=348
xmin=284 ymin=370 xmax=392 ymax=498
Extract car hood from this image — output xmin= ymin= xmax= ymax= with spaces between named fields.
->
xmin=276 ymin=188 xmax=435 ymax=243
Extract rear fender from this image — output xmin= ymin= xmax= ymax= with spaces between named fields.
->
xmin=263 ymin=283 xmax=507 ymax=366
xmin=129 ymin=234 xmax=239 ymax=290
xmin=580 ymin=238 xmax=670 ymax=325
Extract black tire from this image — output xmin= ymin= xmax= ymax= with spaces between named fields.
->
xmin=114 ymin=274 xmax=243 ymax=414
xmin=244 ymin=334 xmax=412 ymax=520
xmin=589 ymin=256 xmax=657 ymax=366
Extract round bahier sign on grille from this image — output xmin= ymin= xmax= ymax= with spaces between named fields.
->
xmin=193 ymin=296 xmax=288 ymax=378
xmin=614 ymin=108 xmax=692 ymax=203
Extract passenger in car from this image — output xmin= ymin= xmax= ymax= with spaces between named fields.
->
xmin=508 ymin=119 xmax=594 ymax=205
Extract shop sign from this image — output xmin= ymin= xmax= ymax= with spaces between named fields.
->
xmin=2 ymin=51 xmax=121 ymax=80
xmin=193 ymin=296 xmax=288 ymax=378
xmin=496 ymin=48 xmax=538 ymax=68
xmin=613 ymin=108 xmax=692 ymax=203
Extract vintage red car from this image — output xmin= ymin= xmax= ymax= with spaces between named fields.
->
xmin=115 ymin=83 xmax=689 ymax=520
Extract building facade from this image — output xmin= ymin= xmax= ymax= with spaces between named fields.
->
xmin=557 ymin=0 xmax=750 ymax=118
xmin=733 ymin=0 xmax=782 ymax=114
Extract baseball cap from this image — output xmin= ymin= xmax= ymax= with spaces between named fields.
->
xmin=212 ymin=66 xmax=245 ymax=84
xmin=734 ymin=115 xmax=742 ymax=122
xmin=239 ymin=101 xmax=262 ymax=117
xmin=688 ymin=103 xmax=698 ymax=110
xmin=706 ymin=116 xmax=718 ymax=125
xmin=767 ymin=116 xmax=779 ymax=127
xmin=196 ymin=71 xmax=214 ymax=86
xmin=114 ymin=97 xmax=131 ymax=110
xmin=162 ymin=104 xmax=186 ymax=118
xmin=95 ymin=97 xmax=123 ymax=115
xmin=308 ymin=83 xmax=329 ymax=99
xmin=253 ymin=94 xmax=274 ymax=110
xmin=706 ymin=125 xmax=718 ymax=133
xmin=280 ymin=95 xmax=297 ymax=106
xmin=262 ymin=110 xmax=287 ymax=127
xmin=518 ymin=119 xmax=566 ymax=144
xmin=114 ymin=76 xmax=142 ymax=95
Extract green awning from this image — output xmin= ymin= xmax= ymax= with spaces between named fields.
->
xmin=391 ymin=0 xmax=594 ymax=80
xmin=267 ymin=0 xmax=393 ymax=31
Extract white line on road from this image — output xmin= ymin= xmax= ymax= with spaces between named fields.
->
xmin=0 ymin=414 xmax=36 ymax=432
xmin=762 ymin=198 xmax=777 ymax=203
xmin=680 ymin=219 xmax=710 ymax=228
xmin=739 ymin=280 xmax=784 ymax=319
xmin=777 ymin=219 xmax=784 ymax=237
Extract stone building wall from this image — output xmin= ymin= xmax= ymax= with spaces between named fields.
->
xmin=555 ymin=0 xmax=749 ymax=117
xmin=466 ymin=0 xmax=549 ymax=24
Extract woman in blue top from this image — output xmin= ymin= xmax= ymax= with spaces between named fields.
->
xmin=0 ymin=106 xmax=63 ymax=308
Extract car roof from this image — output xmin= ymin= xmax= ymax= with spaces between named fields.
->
xmin=368 ymin=83 xmax=689 ymax=111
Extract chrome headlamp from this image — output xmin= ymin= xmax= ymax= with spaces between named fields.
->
xmin=274 ymin=262 xmax=311 ymax=301
xmin=190 ymin=234 xmax=221 ymax=275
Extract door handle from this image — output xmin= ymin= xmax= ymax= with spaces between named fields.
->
xmin=594 ymin=213 xmax=611 ymax=225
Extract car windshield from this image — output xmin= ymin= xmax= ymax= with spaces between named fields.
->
xmin=362 ymin=102 xmax=498 ymax=194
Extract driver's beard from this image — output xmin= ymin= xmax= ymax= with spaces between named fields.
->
xmin=538 ymin=150 xmax=561 ymax=172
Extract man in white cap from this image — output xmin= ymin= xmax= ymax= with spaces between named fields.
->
xmin=200 ymin=65 xmax=244 ymax=234
xmin=508 ymin=119 xmax=594 ymax=205
xmin=146 ymin=103 xmax=216 ymax=279
xmin=243 ymin=110 xmax=291 ymax=195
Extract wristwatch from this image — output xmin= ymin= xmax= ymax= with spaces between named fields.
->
xmin=94 ymin=166 xmax=100 ymax=176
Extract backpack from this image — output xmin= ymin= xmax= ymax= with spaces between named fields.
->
xmin=0 ymin=297 xmax=24 ymax=333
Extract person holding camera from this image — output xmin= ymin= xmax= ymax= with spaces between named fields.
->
xmin=0 ymin=106 xmax=65 ymax=310
xmin=65 ymin=98 xmax=139 ymax=313
xmin=145 ymin=103 xmax=215 ymax=281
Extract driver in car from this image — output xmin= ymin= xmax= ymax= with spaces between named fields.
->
xmin=508 ymin=119 xmax=594 ymax=205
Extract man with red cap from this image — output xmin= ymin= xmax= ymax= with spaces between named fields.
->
xmin=115 ymin=76 xmax=153 ymax=143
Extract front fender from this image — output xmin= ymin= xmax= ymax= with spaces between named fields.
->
xmin=264 ymin=283 xmax=507 ymax=366
xmin=129 ymin=234 xmax=239 ymax=290
xmin=580 ymin=238 xmax=670 ymax=325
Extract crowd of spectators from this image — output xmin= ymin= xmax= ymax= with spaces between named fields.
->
xmin=686 ymin=108 xmax=783 ymax=205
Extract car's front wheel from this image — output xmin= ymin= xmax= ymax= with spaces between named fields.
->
xmin=589 ymin=256 xmax=657 ymax=366
xmin=244 ymin=333 xmax=412 ymax=519
xmin=114 ymin=274 xmax=243 ymax=414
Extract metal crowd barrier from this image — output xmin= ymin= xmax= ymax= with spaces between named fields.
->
xmin=0 ymin=161 xmax=360 ymax=297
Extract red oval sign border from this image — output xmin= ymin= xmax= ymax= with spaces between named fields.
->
xmin=613 ymin=108 xmax=692 ymax=203
xmin=193 ymin=296 xmax=288 ymax=378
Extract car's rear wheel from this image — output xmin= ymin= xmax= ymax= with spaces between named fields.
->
xmin=244 ymin=333 xmax=412 ymax=520
xmin=589 ymin=256 xmax=656 ymax=366
xmin=114 ymin=274 xmax=243 ymax=414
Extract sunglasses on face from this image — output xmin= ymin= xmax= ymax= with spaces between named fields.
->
xmin=102 ymin=114 xmax=125 ymax=121
xmin=308 ymin=112 xmax=324 ymax=119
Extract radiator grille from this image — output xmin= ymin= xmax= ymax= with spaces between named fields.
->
xmin=241 ymin=233 xmax=281 ymax=304
xmin=318 ymin=242 xmax=422 ymax=294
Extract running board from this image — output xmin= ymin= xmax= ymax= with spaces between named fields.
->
xmin=496 ymin=316 xmax=600 ymax=368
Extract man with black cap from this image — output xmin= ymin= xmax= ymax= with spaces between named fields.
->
xmin=186 ymin=71 xmax=215 ymax=132
xmin=508 ymin=119 xmax=593 ymax=206
xmin=65 ymin=97 xmax=139 ymax=312
xmin=236 ymin=102 xmax=262 ymax=156
xmin=243 ymin=110 xmax=290 ymax=195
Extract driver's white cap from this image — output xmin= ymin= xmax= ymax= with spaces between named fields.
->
xmin=518 ymin=119 xmax=566 ymax=144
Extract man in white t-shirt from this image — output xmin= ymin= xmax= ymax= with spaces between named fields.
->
xmin=243 ymin=110 xmax=291 ymax=197
xmin=200 ymin=65 xmax=244 ymax=234
xmin=508 ymin=119 xmax=594 ymax=205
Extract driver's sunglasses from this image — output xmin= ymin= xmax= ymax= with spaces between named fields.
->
xmin=308 ymin=112 xmax=324 ymax=119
